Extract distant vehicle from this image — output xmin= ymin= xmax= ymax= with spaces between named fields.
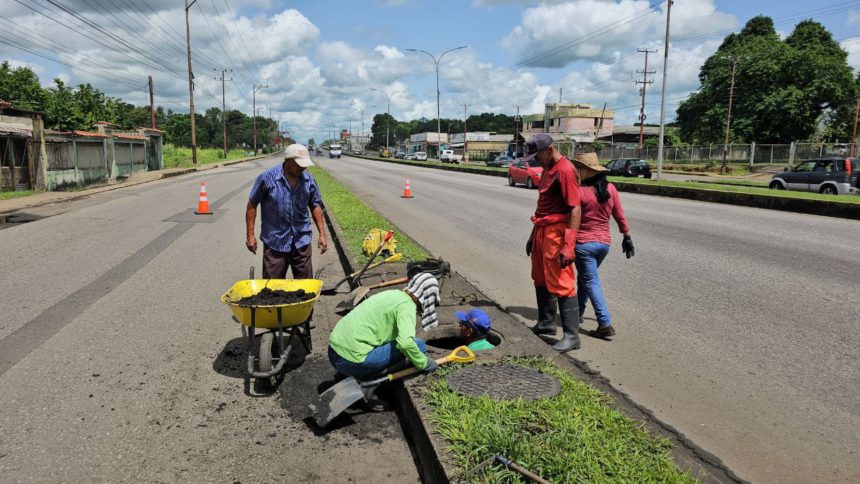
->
xmin=486 ymin=155 xmax=514 ymax=168
xmin=414 ymin=151 xmax=427 ymax=161
xmin=769 ymin=157 xmax=858 ymax=195
xmin=405 ymin=153 xmax=416 ymax=160
xmin=508 ymin=158 xmax=543 ymax=188
xmin=486 ymin=151 xmax=502 ymax=163
xmin=440 ymin=149 xmax=462 ymax=164
xmin=395 ymin=151 xmax=406 ymax=159
xmin=605 ymin=158 xmax=652 ymax=178
xmin=329 ymin=144 xmax=342 ymax=158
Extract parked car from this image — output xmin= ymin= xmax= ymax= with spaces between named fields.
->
xmin=329 ymin=144 xmax=342 ymax=158
xmin=486 ymin=151 xmax=502 ymax=163
xmin=395 ymin=151 xmax=406 ymax=159
xmin=508 ymin=158 xmax=543 ymax=188
xmin=486 ymin=155 xmax=515 ymax=168
xmin=405 ymin=153 xmax=416 ymax=160
xmin=440 ymin=149 xmax=463 ymax=164
xmin=769 ymin=157 xmax=859 ymax=195
xmin=605 ymin=158 xmax=652 ymax=178
xmin=414 ymin=151 xmax=427 ymax=161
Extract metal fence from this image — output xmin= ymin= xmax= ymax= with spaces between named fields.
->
xmin=593 ymin=142 xmax=854 ymax=165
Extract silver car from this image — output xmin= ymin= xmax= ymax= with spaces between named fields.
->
xmin=769 ymin=158 xmax=859 ymax=195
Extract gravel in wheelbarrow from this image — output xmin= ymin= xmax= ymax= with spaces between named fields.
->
xmin=233 ymin=287 xmax=316 ymax=307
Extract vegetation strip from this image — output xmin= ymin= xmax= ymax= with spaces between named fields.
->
xmin=426 ymin=357 xmax=695 ymax=483
xmin=309 ymin=166 xmax=429 ymax=264
xmin=163 ymin=144 xmax=255 ymax=168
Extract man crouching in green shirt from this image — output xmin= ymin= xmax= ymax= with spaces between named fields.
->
xmin=328 ymin=273 xmax=440 ymax=379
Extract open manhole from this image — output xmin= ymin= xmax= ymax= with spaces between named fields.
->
xmin=446 ymin=364 xmax=561 ymax=401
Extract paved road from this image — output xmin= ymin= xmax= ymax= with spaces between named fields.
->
xmin=0 ymin=155 xmax=419 ymax=482
xmin=317 ymin=154 xmax=860 ymax=483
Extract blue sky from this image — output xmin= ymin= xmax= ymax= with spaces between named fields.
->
xmin=1 ymin=0 xmax=858 ymax=143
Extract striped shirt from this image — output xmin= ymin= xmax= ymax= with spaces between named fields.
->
xmin=249 ymin=165 xmax=322 ymax=253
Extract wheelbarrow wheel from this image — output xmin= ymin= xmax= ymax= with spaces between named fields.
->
xmin=258 ymin=332 xmax=274 ymax=373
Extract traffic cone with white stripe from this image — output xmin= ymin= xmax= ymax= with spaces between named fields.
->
xmin=401 ymin=177 xmax=413 ymax=199
xmin=195 ymin=182 xmax=212 ymax=214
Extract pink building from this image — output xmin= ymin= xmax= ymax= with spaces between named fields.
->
xmin=521 ymin=103 xmax=614 ymax=142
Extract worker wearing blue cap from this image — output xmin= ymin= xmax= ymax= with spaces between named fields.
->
xmin=454 ymin=309 xmax=496 ymax=351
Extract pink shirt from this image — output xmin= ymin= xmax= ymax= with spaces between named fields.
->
xmin=576 ymin=183 xmax=629 ymax=245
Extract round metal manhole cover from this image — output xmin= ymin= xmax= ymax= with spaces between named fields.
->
xmin=446 ymin=365 xmax=561 ymax=401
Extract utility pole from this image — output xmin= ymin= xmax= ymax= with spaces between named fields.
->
xmin=252 ymin=83 xmax=268 ymax=155
xmin=513 ymin=104 xmax=523 ymax=157
xmin=371 ymin=88 xmax=406 ymax=156
xmin=462 ymin=104 xmax=471 ymax=164
xmin=147 ymin=76 xmax=155 ymax=129
xmin=655 ymin=0 xmax=673 ymax=180
xmin=215 ymin=69 xmax=232 ymax=157
xmin=636 ymin=49 xmax=657 ymax=150
xmin=721 ymin=56 xmax=741 ymax=174
xmin=850 ymin=94 xmax=859 ymax=157
xmin=184 ymin=0 xmax=198 ymax=164
xmin=595 ymin=102 xmax=607 ymax=138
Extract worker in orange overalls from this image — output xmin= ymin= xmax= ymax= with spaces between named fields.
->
xmin=524 ymin=134 xmax=583 ymax=352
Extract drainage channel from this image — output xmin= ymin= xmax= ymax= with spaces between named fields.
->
xmin=0 ymin=213 xmax=43 ymax=229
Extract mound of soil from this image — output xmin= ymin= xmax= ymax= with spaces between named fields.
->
xmin=234 ymin=288 xmax=316 ymax=307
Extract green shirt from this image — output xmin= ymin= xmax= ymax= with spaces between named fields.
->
xmin=328 ymin=290 xmax=429 ymax=370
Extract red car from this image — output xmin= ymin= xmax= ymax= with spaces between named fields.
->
xmin=508 ymin=158 xmax=543 ymax=188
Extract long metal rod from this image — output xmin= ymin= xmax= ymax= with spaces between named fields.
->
xmin=655 ymin=0 xmax=673 ymax=180
xmin=721 ymin=59 xmax=738 ymax=173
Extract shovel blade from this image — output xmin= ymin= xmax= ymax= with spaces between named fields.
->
xmin=309 ymin=377 xmax=367 ymax=428
xmin=335 ymin=287 xmax=370 ymax=312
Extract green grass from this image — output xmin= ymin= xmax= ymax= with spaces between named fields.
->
xmin=0 ymin=190 xmax=39 ymax=201
xmin=163 ymin=143 xmax=250 ymax=168
xmin=690 ymin=179 xmax=770 ymax=188
xmin=308 ymin=166 xmax=430 ymax=263
xmin=425 ymin=357 xmax=696 ymax=483
xmin=608 ymin=176 xmax=860 ymax=204
xmin=351 ymin=154 xmax=510 ymax=172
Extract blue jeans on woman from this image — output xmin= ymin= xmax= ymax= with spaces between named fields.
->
xmin=575 ymin=242 xmax=612 ymax=328
xmin=328 ymin=338 xmax=427 ymax=380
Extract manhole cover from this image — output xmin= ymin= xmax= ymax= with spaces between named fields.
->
xmin=446 ymin=364 xmax=561 ymax=401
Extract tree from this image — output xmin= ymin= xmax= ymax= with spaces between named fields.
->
xmin=307 ymin=138 xmax=316 ymax=147
xmin=676 ymin=16 xmax=855 ymax=143
xmin=0 ymin=62 xmax=47 ymax=111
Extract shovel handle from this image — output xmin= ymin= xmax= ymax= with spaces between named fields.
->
xmin=385 ymin=345 xmax=477 ymax=382
xmin=365 ymin=276 xmax=409 ymax=290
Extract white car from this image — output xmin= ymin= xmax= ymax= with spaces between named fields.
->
xmin=440 ymin=149 xmax=462 ymax=164
xmin=414 ymin=151 xmax=427 ymax=161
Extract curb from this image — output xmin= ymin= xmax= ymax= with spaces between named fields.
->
xmin=347 ymin=154 xmax=859 ymax=220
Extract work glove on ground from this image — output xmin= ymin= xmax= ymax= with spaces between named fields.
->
xmin=557 ymin=228 xmax=576 ymax=268
xmin=622 ymin=235 xmax=635 ymax=259
xmin=423 ymin=359 xmax=438 ymax=373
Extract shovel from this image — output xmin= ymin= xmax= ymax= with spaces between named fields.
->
xmin=311 ymin=345 xmax=476 ymax=428
xmin=321 ymin=253 xmax=402 ymax=295
xmin=335 ymin=276 xmax=409 ymax=312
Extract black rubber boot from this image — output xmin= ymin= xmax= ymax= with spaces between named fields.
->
xmin=552 ymin=296 xmax=581 ymax=352
xmin=531 ymin=286 xmax=557 ymax=335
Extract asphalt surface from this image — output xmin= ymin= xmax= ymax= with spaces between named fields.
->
xmin=0 ymin=155 xmax=419 ymax=482
xmin=316 ymin=154 xmax=860 ymax=483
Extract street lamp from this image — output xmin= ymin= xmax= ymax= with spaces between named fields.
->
xmin=361 ymin=105 xmax=376 ymax=149
xmin=252 ymin=83 xmax=268 ymax=154
xmin=405 ymin=46 xmax=467 ymax=158
xmin=371 ymin=88 xmax=406 ymax=154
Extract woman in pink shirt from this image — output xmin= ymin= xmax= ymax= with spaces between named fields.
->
xmin=572 ymin=155 xmax=635 ymax=338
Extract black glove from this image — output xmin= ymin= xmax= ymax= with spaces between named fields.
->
xmin=423 ymin=359 xmax=438 ymax=373
xmin=526 ymin=238 xmax=533 ymax=257
xmin=622 ymin=235 xmax=635 ymax=259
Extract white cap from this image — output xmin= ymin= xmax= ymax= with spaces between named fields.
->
xmin=284 ymin=144 xmax=314 ymax=167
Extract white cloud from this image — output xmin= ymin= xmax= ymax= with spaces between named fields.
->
xmin=502 ymin=0 xmax=735 ymax=68
xmin=842 ymin=38 xmax=860 ymax=73
xmin=847 ymin=10 xmax=860 ymax=26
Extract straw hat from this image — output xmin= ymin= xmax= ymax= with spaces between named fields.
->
xmin=572 ymin=152 xmax=607 ymax=181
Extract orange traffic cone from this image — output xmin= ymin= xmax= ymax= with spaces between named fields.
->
xmin=401 ymin=177 xmax=413 ymax=198
xmin=195 ymin=182 xmax=212 ymax=214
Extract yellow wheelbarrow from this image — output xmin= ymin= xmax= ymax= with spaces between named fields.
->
xmin=221 ymin=268 xmax=323 ymax=379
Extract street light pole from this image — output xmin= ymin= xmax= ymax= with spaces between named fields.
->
xmin=362 ymin=105 xmax=376 ymax=149
xmin=655 ymin=0 xmax=673 ymax=181
xmin=405 ymin=46 xmax=467 ymax=159
xmin=184 ymin=0 xmax=199 ymax=164
xmin=252 ymin=83 xmax=268 ymax=155
xmin=371 ymin=89 xmax=406 ymax=155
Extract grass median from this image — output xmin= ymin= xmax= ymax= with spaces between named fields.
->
xmin=0 ymin=190 xmax=38 ymax=201
xmin=163 ymin=144 xmax=251 ymax=168
xmin=426 ymin=357 xmax=696 ymax=483
xmin=308 ymin=166 xmax=429 ymax=264
xmin=610 ymin=176 xmax=860 ymax=204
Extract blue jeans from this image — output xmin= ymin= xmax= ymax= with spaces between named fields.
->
xmin=575 ymin=242 xmax=612 ymax=328
xmin=328 ymin=338 xmax=427 ymax=380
